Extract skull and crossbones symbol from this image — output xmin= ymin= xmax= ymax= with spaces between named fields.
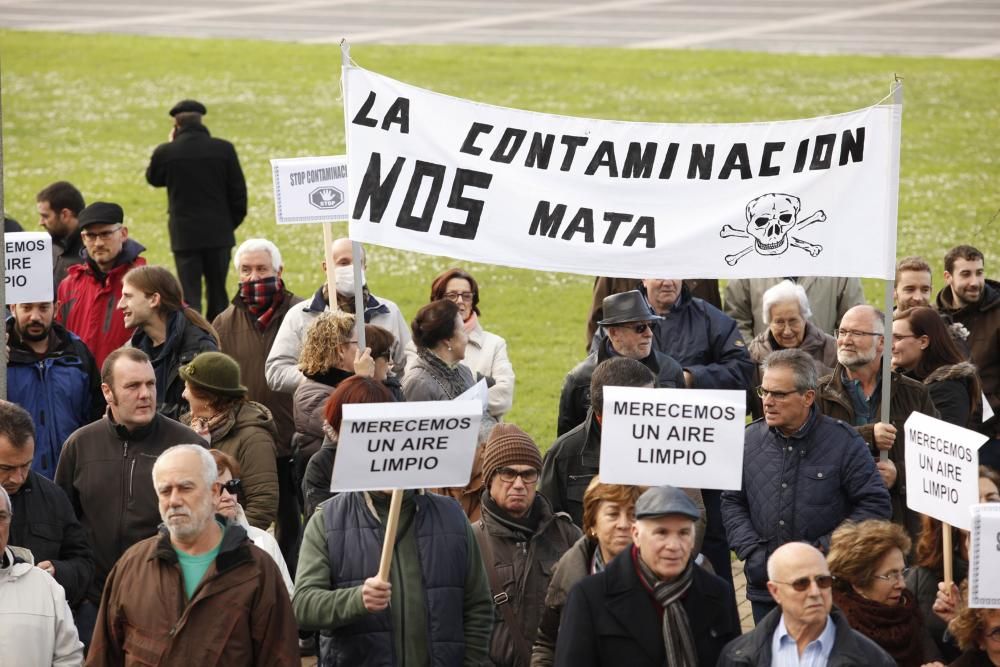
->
xmin=719 ymin=193 xmax=826 ymax=266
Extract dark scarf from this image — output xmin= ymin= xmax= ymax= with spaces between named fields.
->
xmin=481 ymin=489 xmax=539 ymax=540
xmin=304 ymin=366 xmax=353 ymax=389
xmin=833 ymin=587 xmax=928 ymax=667
xmin=239 ymin=276 xmax=285 ymax=330
xmin=416 ymin=347 xmax=470 ymax=399
xmin=633 ymin=545 xmax=697 ymax=667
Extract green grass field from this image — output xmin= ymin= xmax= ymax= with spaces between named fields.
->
xmin=2 ymin=30 xmax=997 ymax=447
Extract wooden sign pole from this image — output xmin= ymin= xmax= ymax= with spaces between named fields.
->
xmin=377 ymin=488 xmax=404 ymax=582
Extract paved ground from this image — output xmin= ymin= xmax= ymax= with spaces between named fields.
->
xmin=2 ymin=0 xmax=998 ymax=57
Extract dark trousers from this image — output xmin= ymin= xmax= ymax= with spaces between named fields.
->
xmin=174 ymin=247 xmax=231 ymax=321
xmin=751 ymin=598 xmax=778 ymax=623
xmin=275 ymin=456 xmax=301 ymax=578
xmin=701 ymin=488 xmax=734 ymax=588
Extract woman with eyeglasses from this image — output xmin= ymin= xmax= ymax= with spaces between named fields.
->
xmin=892 ymin=306 xmax=982 ymax=429
xmin=943 ymin=582 xmax=1000 ymax=666
xmin=406 ymin=268 xmax=515 ymax=419
xmin=209 ymin=449 xmax=294 ymax=597
xmin=179 ymin=351 xmax=279 ymax=531
xmin=827 ymin=519 xmax=942 ymax=666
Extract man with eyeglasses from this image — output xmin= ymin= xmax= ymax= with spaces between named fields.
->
xmin=266 ymin=237 xmax=409 ymax=394
xmin=722 ymin=348 xmax=890 ymax=623
xmin=718 ymin=542 xmax=894 ymax=666
xmin=472 ymin=423 xmax=580 ymax=666
xmin=56 ymin=201 xmax=147 ymax=368
xmin=557 ymin=290 xmax=685 ymax=436
xmin=816 ymin=305 xmax=938 ymax=540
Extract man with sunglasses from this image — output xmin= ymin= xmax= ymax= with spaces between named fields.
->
xmin=56 ymin=201 xmax=147 ymax=368
xmin=718 ymin=542 xmax=894 ymax=666
xmin=557 ymin=290 xmax=685 ymax=436
xmin=722 ymin=348 xmax=891 ymax=623
xmin=472 ymin=423 xmax=580 ymax=666
xmin=815 ymin=305 xmax=938 ymax=539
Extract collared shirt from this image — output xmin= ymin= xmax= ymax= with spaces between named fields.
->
xmin=771 ymin=613 xmax=835 ymax=667
xmin=841 ymin=369 xmax=881 ymax=426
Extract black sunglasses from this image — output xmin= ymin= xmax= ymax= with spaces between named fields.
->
xmin=621 ymin=322 xmax=655 ymax=334
xmin=221 ymin=479 xmax=242 ymax=495
xmin=772 ymin=574 xmax=835 ymax=592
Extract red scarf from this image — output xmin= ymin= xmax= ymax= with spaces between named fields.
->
xmin=239 ymin=277 xmax=285 ymax=330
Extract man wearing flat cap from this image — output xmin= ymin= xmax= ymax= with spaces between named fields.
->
xmin=554 ymin=486 xmax=740 ymax=667
xmin=146 ymin=98 xmax=247 ymax=321
xmin=557 ymin=290 xmax=685 ymax=436
xmin=472 ymin=423 xmax=580 ymax=666
xmin=56 ymin=200 xmax=147 ymax=368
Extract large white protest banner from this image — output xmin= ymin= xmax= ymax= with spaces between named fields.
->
xmin=904 ymin=412 xmax=985 ymax=530
xmin=344 ymin=65 xmax=901 ymax=280
xmin=969 ymin=503 xmax=1000 ymax=608
xmin=330 ymin=400 xmax=481 ymax=492
xmin=4 ymin=232 xmax=53 ymax=304
xmin=599 ymin=386 xmax=746 ymax=489
xmin=270 ymin=155 xmax=349 ymax=224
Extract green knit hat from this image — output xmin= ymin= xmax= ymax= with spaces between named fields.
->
xmin=179 ymin=351 xmax=247 ymax=398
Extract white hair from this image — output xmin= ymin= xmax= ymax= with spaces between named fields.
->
xmin=152 ymin=444 xmax=218 ymax=488
xmin=761 ymin=280 xmax=812 ymax=325
xmin=0 ymin=486 xmax=10 ymax=514
xmin=233 ymin=238 xmax=283 ymax=272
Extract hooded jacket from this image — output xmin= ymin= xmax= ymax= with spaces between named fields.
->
xmin=919 ymin=361 xmax=983 ymax=430
xmin=0 ymin=546 xmax=84 ymax=666
xmin=55 ymin=412 xmax=206 ymax=604
xmin=6 ymin=319 xmax=103 ymax=479
xmin=88 ymin=523 xmax=299 ymax=666
xmin=182 ymin=400 xmax=279 ymax=530
xmin=936 ymin=278 xmax=1000 ymax=437
xmin=131 ymin=309 xmax=219 ymax=421
xmin=57 ymin=238 xmax=146 ymax=368
xmin=52 ymin=227 xmax=86 ymax=288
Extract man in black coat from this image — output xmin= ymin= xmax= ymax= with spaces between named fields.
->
xmin=554 ymin=486 xmax=740 ymax=667
xmin=146 ymin=99 xmax=247 ymax=320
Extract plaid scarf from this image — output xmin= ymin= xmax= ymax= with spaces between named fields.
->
xmin=239 ymin=277 xmax=285 ymax=330
xmin=634 ymin=546 xmax=698 ymax=667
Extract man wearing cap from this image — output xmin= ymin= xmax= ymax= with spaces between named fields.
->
xmin=146 ymin=99 xmax=247 ymax=321
xmin=557 ymin=290 xmax=685 ymax=436
xmin=36 ymin=180 xmax=86 ymax=287
xmin=717 ymin=542 xmax=894 ymax=666
xmin=472 ymin=423 xmax=580 ymax=667
xmin=554 ymin=485 xmax=740 ymax=667
xmin=56 ymin=201 xmax=147 ymax=368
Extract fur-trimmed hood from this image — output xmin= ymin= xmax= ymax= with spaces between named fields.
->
xmin=924 ymin=360 xmax=980 ymax=385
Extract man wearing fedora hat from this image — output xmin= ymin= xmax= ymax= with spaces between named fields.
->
xmin=554 ymin=486 xmax=740 ymax=667
xmin=146 ymin=99 xmax=247 ymax=321
xmin=557 ymin=290 xmax=685 ymax=436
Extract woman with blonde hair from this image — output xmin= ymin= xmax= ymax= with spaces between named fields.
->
xmin=946 ymin=582 xmax=1000 ymax=666
xmin=828 ymin=519 xmax=941 ymax=665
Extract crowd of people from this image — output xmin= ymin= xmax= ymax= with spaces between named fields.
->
xmin=1 ymin=101 xmax=998 ymax=666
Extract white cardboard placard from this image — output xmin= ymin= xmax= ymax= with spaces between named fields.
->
xmin=969 ymin=502 xmax=1000 ymax=608
xmin=904 ymin=411 xmax=984 ymax=530
xmin=599 ymin=386 xmax=746 ymax=489
xmin=270 ymin=155 xmax=349 ymax=224
xmin=3 ymin=232 xmax=54 ymax=304
xmin=330 ymin=400 xmax=481 ymax=492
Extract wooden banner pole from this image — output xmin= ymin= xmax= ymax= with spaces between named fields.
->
xmin=942 ymin=522 xmax=954 ymax=586
xmin=377 ymin=488 xmax=404 ymax=582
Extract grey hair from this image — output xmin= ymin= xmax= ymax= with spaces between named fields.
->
xmin=761 ymin=280 xmax=812 ymax=325
xmin=761 ymin=348 xmax=818 ymax=392
xmin=0 ymin=486 xmax=10 ymax=515
xmin=234 ymin=238 xmax=283 ymax=272
xmin=152 ymin=445 xmax=218 ymax=488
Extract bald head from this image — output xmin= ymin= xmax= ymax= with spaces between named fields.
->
xmin=840 ymin=305 xmax=883 ymax=334
xmin=766 ymin=542 xmax=833 ymax=629
xmin=767 ymin=542 xmax=825 ymax=581
xmin=331 ymin=238 xmax=366 ymax=269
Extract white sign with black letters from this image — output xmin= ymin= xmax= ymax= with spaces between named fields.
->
xmin=3 ymin=232 xmax=53 ymax=304
xmin=969 ymin=503 xmax=1000 ymax=608
xmin=599 ymin=386 xmax=746 ymax=489
xmin=904 ymin=412 xmax=984 ymax=530
xmin=330 ymin=400 xmax=481 ymax=492
xmin=270 ymin=155 xmax=349 ymax=224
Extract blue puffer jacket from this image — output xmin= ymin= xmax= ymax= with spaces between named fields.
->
xmin=6 ymin=320 xmax=102 ymax=480
xmin=721 ymin=405 xmax=891 ymax=602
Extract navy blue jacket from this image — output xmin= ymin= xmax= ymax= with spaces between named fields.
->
xmin=6 ymin=319 xmax=102 ymax=479
xmin=591 ymin=284 xmax=753 ymax=390
xmin=721 ymin=405 xmax=891 ymax=601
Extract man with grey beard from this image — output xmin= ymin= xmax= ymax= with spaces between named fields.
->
xmin=815 ymin=305 xmax=938 ymax=538
xmin=88 ymin=445 xmax=298 ymax=665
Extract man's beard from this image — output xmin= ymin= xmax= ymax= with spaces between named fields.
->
xmin=17 ymin=322 xmax=50 ymax=343
xmin=164 ymin=496 xmax=215 ymax=541
xmin=838 ymin=345 xmax=878 ymax=371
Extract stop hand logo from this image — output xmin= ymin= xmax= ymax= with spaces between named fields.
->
xmin=309 ymin=185 xmax=344 ymax=210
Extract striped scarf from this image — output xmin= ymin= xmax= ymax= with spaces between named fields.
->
xmin=634 ymin=547 xmax=698 ymax=667
xmin=239 ymin=277 xmax=285 ymax=330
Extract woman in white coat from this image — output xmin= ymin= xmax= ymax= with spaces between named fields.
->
xmin=406 ymin=268 xmax=515 ymax=419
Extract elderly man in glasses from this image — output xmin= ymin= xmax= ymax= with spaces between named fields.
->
xmin=718 ymin=542 xmax=894 ymax=666
xmin=815 ymin=304 xmax=938 ymax=539
xmin=722 ymin=348 xmax=891 ymax=623
xmin=557 ymin=290 xmax=685 ymax=436
xmin=472 ymin=424 xmax=580 ymax=666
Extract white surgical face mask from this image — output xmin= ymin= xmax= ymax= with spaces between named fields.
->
xmin=333 ymin=264 xmax=365 ymax=296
